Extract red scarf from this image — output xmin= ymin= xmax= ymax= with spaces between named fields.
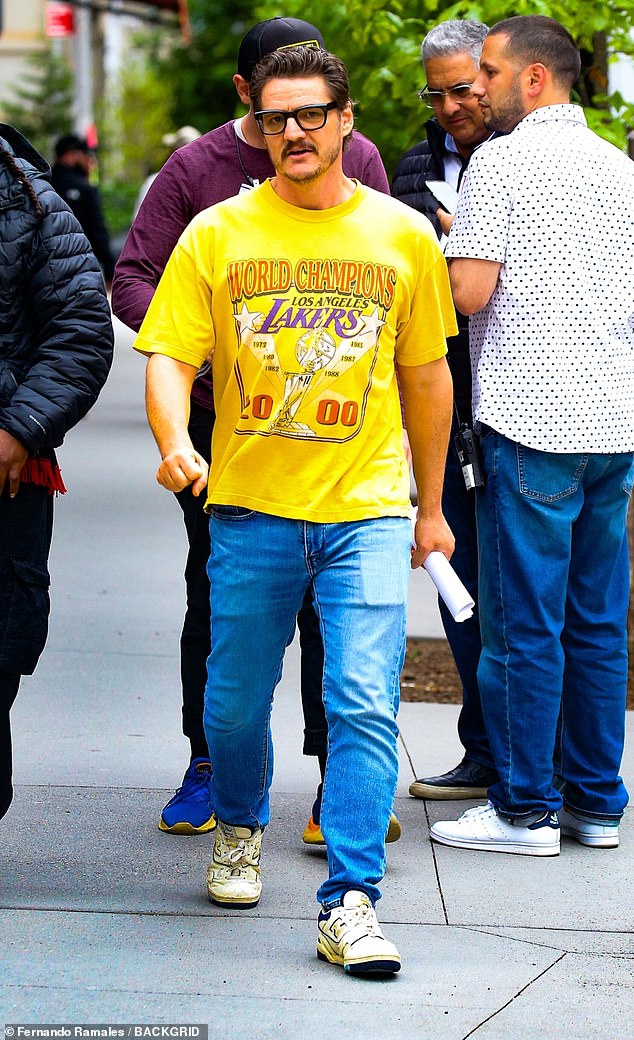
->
xmin=21 ymin=457 xmax=67 ymax=494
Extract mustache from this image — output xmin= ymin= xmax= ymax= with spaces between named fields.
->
xmin=281 ymin=142 xmax=317 ymax=159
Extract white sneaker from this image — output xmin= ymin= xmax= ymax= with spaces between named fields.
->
xmin=206 ymin=820 xmax=262 ymax=908
xmin=317 ymin=889 xmax=401 ymax=975
xmin=560 ymin=808 xmax=619 ymax=848
xmin=430 ymin=801 xmax=560 ymax=856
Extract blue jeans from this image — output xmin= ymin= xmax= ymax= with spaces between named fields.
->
xmin=175 ymin=401 xmax=329 ymax=762
xmin=203 ymin=509 xmax=410 ymax=906
xmin=440 ymin=424 xmax=492 ymax=769
xmin=476 ymin=430 xmax=632 ymax=822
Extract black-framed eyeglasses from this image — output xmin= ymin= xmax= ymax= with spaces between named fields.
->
xmin=254 ymin=102 xmax=338 ymax=135
xmin=418 ymin=84 xmax=475 ymax=108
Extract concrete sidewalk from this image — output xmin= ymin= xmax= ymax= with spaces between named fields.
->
xmin=2 ymin=323 xmax=632 ymax=1035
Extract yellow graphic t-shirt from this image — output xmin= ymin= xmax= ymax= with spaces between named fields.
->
xmin=135 ymin=181 xmax=457 ymax=522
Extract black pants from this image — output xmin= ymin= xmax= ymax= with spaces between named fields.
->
xmin=175 ymin=401 xmax=327 ymax=761
xmin=0 ymin=482 xmax=54 ymax=818
xmin=0 ymin=671 xmax=20 ymax=819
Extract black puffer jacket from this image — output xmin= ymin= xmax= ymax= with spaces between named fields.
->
xmin=391 ymin=119 xmax=471 ymax=416
xmin=391 ymin=119 xmax=450 ymax=238
xmin=0 ymin=124 xmax=114 ymax=455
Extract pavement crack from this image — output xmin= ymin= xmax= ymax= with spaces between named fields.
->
xmin=458 ymin=925 xmax=568 ymax=954
xmin=422 ymin=800 xmax=449 ymax=925
xmin=458 ymin=950 xmax=568 ymax=1038
xmin=398 ymin=731 xmax=418 ymax=780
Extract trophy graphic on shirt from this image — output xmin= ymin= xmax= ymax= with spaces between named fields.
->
xmin=269 ymin=328 xmax=337 ymax=435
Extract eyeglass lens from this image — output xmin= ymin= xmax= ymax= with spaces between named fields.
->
xmin=257 ymin=103 xmax=336 ymax=134
xmin=420 ymin=84 xmax=474 ymax=108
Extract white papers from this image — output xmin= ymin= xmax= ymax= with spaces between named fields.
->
xmin=425 ymin=179 xmax=459 ymax=214
xmin=423 ymin=551 xmax=475 ymax=623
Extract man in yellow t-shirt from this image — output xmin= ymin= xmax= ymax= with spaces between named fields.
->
xmin=136 ymin=46 xmax=456 ymax=978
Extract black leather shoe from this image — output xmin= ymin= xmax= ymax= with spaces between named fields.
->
xmin=409 ymin=759 xmax=498 ymax=800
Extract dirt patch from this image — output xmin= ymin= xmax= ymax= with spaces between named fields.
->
xmin=401 ymin=636 xmax=634 ymax=710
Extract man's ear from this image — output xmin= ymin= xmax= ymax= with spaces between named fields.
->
xmin=341 ymin=101 xmax=355 ymax=136
xmin=233 ymin=73 xmax=251 ymax=106
xmin=526 ymin=62 xmax=547 ymax=98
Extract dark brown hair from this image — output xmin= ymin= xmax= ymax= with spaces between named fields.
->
xmin=249 ymin=46 xmax=351 ymax=113
xmin=489 ymin=15 xmax=581 ymax=91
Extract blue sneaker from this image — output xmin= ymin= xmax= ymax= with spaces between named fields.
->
xmin=158 ymin=757 xmax=216 ymax=835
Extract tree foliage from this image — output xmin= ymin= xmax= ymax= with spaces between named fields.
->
xmin=0 ymin=43 xmax=74 ymax=160
xmin=246 ymin=0 xmax=634 ymax=174
xmin=96 ymin=39 xmax=176 ymax=233
xmin=132 ymin=0 xmax=634 ymax=176
xmin=150 ymin=0 xmax=264 ymax=133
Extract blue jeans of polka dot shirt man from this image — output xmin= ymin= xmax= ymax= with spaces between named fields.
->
xmin=476 ymin=429 xmax=633 ymax=823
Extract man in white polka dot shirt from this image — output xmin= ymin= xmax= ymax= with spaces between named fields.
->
xmin=431 ymin=15 xmax=634 ymax=857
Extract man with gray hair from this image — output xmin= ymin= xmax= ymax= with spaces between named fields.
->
xmin=392 ymin=19 xmax=497 ymax=801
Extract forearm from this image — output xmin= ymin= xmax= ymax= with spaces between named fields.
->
xmin=398 ymin=357 xmax=454 ymax=565
xmin=145 ymin=353 xmax=208 ymax=496
xmin=111 ymin=262 xmax=155 ymax=332
xmin=146 ymin=353 xmax=196 ymax=455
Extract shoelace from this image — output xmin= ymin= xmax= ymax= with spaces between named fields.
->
xmin=216 ymin=833 xmax=259 ymax=867
xmin=341 ymin=899 xmax=380 ymax=936
xmin=462 ymin=802 xmax=494 ymax=819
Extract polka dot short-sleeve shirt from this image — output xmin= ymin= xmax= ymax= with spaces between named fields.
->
xmin=445 ymin=105 xmax=634 ymax=453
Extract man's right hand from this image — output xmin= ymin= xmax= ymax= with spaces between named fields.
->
xmin=437 ymin=208 xmax=454 ymax=236
xmin=156 ymin=448 xmax=208 ymax=496
xmin=0 ymin=429 xmax=28 ymax=498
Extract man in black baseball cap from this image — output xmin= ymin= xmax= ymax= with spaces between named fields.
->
xmin=51 ymin=133 xmax=115 ymax=286
xmin=237 ymin=17 xmax=324 ymax=80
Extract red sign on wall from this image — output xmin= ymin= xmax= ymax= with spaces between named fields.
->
xmin=45 ymin=2 xmax=75 ymax=38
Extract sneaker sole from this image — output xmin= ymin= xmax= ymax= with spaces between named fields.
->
xmin=430 ymin=830 xmax=560 ymax=856
xmin=317 ymin=946 xmax=401 ymax=975
xmin=561 ymin=826 xmax=619 ymax=849
xmin=158 ymin=815 xmax=217 ymax=835
xmin=208 ymin=891 xmax=261 ymax=910
xmin=410 ymin=781 xmax=489 ymax=800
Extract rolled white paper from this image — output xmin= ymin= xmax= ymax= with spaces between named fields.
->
xmin=422 ymin=551 xmax=475 ymax=623
xmin=410 ymin=508 xmax=475 ymax=621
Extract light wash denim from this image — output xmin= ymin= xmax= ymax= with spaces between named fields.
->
xmin=203 ymin=507 xmax=411 ymax=906
xmin=476 ymin=430 xmax=633 ymax=822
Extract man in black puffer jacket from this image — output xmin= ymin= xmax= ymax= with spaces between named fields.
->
xmin=392 ymin=21 xmax=498 ymax=800
xmin=0 ymin=124 xmax=114 ymax=820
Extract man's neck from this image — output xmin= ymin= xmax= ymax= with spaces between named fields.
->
xmin=239 ymin=110 xmax=267 ymax=149
xmin=270 ymin=171 xmax=356 ymax=211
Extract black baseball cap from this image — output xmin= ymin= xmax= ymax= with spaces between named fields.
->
xmin=237 ymin=17 xmax=324 ymax=81
xmin=54 ymin=133 xmax=90 ymax=157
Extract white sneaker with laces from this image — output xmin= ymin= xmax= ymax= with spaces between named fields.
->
xmin=317 ymin=889 xmax=401 ymax=975
xmin=560 ymin=808 xmax=619 ymax=848
xmin=206 ymin=820 xmax=262 ymax=908
xmin=430 ymin=801 xmax=560 ymax=856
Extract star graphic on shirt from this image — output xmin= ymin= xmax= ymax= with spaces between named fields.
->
xmin=359 ymin=306 xmax=386 ymax=339
xmin=234 ymin=303 xmax=264 ymax=336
